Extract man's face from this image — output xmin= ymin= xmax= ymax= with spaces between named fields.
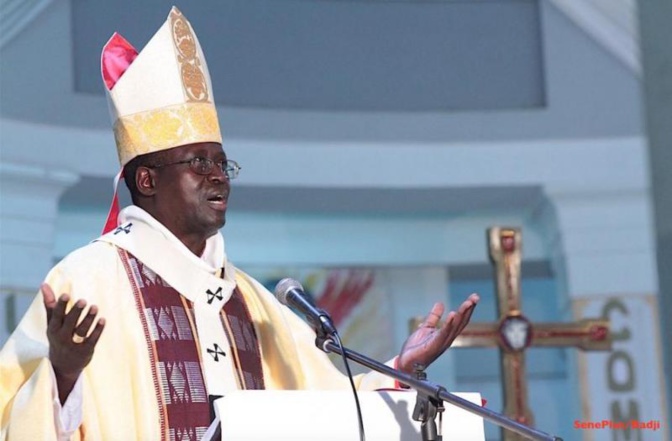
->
xmin=152 ymin=142 xmax=231 ymax=240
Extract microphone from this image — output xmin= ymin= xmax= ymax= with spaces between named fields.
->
xmin=274 ymin=278 xmax=338 ymax=337
xmin=275 ymin=278 xmax=365 ymax=441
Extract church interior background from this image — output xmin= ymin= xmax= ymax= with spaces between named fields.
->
xmin=0 ymin=1 xmax=669 ymax=440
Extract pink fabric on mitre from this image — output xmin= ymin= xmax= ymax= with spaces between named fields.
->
xmin=101 ymin=32 xmax=138 ymax=90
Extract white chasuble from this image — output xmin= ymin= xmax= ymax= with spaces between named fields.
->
xmin=0 ymin=206 xmax=398 ymax=441
xmin=98 ymin=207 xmax=241 ymax=399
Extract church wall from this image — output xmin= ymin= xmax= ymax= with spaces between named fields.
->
xmin=0 ymin=0 xmax=643 ymax=143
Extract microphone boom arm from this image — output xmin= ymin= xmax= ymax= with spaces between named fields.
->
xmin=315 ymin=332 xmax=562 ymax=441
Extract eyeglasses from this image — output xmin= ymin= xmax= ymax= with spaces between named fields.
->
xmin=148 ymin=157 xmax=241 ymax=180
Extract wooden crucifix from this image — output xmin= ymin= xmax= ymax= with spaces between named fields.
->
xmin=410 ymin=227 xmax=612 ymax=441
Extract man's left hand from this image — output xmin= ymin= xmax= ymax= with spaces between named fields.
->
xmin=397 ymin=293 xmax=480 ymax=373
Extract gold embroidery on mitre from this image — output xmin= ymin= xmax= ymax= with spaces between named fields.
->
xmin=114 ymin=103 xmax=222 ymax=166
xmin=170 ymin=8 xmax=209 ymax=103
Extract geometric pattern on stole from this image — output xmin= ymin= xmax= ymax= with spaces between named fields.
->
xmin=118 ymin=250 xmax=265 ymax=441
xmin=221 ymin=285 xmax=265 ymax=391
xmin=122 ymin=250 xmax=210 ymax=441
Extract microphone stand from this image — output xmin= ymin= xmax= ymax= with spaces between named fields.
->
xmin=411 ymin=363 xmax=443 ymax=441
xmin=315 ymin=331 xmax=563 ymax=441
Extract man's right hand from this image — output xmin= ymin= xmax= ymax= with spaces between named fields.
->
xmin=41 ymin=283 xmax=105 ymax=404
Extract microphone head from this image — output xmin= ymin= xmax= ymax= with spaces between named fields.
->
xmin=274 ymin=278 xmax=304 ymax=306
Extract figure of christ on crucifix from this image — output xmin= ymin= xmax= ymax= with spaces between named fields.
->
xmin=410 ymin=227 xmax=612 ymax=441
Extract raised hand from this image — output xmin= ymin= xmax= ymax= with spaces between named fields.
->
xmin=42 ymin=283 xmax=105 ymax=403
xmin=397 ymin=293 xmax=479 ymax=373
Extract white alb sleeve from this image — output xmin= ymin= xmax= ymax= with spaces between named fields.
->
xmin=49 ymin=365 xmax=84 ymax=441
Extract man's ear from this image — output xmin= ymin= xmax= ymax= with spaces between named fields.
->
xmin=136 ymin=167 xmax=157 ymax=197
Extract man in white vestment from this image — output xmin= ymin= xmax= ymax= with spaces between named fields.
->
xmin=0 ymin=7 xmax=479 ymax=441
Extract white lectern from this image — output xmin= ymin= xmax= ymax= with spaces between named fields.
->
xmin=211 ymin=390 xmax=485 ymax=441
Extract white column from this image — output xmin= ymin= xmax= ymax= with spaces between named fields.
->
xmin=0 ymin=162 xmax=79 ymax=344
xmin=544 ymin=188 xmax=667 ymax=440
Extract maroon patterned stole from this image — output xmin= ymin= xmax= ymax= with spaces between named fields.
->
xmin=119 ymin=249 xmax=265 ymax=441
xmin=221 ymin=287 xmax=266 ymax=391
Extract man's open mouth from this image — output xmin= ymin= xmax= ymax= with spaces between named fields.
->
xmin=207 ymin=194 xmax=227 ymax=209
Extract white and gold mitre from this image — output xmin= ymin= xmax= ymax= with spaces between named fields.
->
xmin=101 ymin=7 xmax=222 ymax=167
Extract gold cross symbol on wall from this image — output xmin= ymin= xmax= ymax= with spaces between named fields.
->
xmin=410 ymin=227 xmax=612 ymax=441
